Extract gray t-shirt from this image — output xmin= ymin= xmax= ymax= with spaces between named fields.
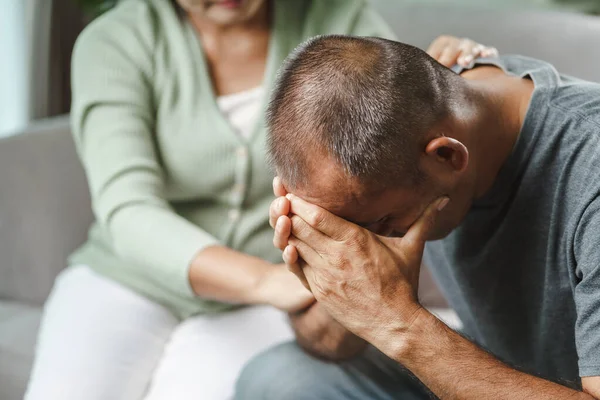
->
xmin=425 ymin=55 xmax=600 ymax=388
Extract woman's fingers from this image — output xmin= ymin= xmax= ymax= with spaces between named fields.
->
xmin=427 ymin=35 xmax=451 ymax=61
xmin=481 ymin=46 xmax=499 ymax=58
xmin=428 ymin=36 xmax=499 ymax=68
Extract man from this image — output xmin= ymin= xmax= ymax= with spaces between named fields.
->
xmin=234 ymin=35 xmax=600 ymax=399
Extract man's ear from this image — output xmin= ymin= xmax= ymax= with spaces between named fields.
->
xmin=421 ymin=136 xmax=469 ymax=176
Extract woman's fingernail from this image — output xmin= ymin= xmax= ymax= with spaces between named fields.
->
xmin=464 ymin=54 xmax=473 ymax=63
xmin=437 ymin=197 xmax=450 ymax=211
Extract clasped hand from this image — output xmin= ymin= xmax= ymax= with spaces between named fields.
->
xmin=269 ymin=178 xmax=448 ymax=344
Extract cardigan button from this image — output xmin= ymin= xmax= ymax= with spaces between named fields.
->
xmin=232 ymin=183 xmax=245 ymax=196
xmin=228 ymin=208 xmax=241 ymax=222
xmin=236 ymin=146 xmax=248 ymax=159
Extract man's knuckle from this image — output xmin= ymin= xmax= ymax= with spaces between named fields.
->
xmin=291 ymin=215 xmax=304 ymax=231
xmin=344 ymin=229 xmax=367 ymax=249
xmin=332 ymin=255 xmax=349 ymax=270
xmin=313 ymin=276 xmax=330 ymax=298
xmin=345 ymin=237 xmax=359 ymax=250
xmin=355 ymin=231 xmax=369 ymax=248
xmin=308 ymin=210 xmax=325 ymax=227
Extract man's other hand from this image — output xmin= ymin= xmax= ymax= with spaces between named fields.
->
xmin=290 ymin=302 xmax=368 ymax=362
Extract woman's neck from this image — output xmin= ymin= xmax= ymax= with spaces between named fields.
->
xmin=188 ymin=1 xmax=272 ymax=96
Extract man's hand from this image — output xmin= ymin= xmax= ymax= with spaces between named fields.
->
xmin=290 ymin=302 xmax=368 ymax=362
xmin=269 ymin=178 xmax=366 ymax=360
xmin=269 ymin=177 xmax=311 ymax=290
xmin=268 ymin=180 xmax=600 ymax=399
xmin=272 ymin=190 xmax=448 ymax=344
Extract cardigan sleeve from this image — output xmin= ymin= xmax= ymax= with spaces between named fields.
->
xmin=70 ymin=9 xmax=219 ymax=299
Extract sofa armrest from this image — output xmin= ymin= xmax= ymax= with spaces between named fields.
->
xmin=0 ymin=115 xmax=93 ymax=305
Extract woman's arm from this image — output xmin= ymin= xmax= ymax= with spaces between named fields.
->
xmin=190 ymin=246 xmax=314 ymax=311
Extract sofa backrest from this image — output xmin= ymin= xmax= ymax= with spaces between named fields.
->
xmin=0 ymin=116 xmax=93 ymax=305
xmin=371 ymin=2 xmax=600 ymax=83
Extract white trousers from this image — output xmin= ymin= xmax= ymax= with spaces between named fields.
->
xmin=25 ymin=265 xmax=294 ymax=400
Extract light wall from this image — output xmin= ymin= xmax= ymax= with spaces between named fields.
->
xmin=0 ymin=0 xmax=28 ymax=137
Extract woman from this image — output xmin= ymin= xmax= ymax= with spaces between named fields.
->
xmin=25 ymin=0 xmax=497 ymax=399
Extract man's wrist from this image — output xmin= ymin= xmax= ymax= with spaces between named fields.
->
xmin=373 ymin=304 xmax=434 ymax=362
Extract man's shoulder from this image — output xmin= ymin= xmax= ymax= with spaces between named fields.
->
xmin=548 ymin=80 xmax=600 ymax=132
xmin=495 ymin=55 xmax=600 ymax=132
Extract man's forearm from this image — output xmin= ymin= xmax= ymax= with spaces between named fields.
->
xmin=377 ymin=309 xmax=594 ymax=400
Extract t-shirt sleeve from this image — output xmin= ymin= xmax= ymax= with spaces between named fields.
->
xmin=70 ymin=12 xmax=219 ymax=299
xmin=572 ymin=196 xmax=600 ymax=377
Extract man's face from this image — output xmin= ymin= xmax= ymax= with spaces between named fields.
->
xmin=287 ymin=161 xmax=465 ymax=241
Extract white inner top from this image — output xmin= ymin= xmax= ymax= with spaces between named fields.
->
xmin=217 ymin=86 xmax=264 ymax=140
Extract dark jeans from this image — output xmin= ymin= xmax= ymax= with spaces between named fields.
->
xmin=234 ymin=341 xmax=433 ymax=400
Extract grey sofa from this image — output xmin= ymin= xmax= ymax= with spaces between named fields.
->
xmin=1 ymin=4 xmax=600 ymax=400
xmin=0 ymin=116 xmax=93 ymax=398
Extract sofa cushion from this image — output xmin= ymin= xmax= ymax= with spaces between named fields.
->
xmin=0 ymin=301 xmax=42 ymax=400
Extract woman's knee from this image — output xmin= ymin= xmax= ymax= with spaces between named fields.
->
xmin=25 ymin=266 xmax=177 ymax=400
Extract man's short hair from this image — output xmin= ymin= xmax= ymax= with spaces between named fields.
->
xmin=267 ymin=34 xmax=461 ymax=189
